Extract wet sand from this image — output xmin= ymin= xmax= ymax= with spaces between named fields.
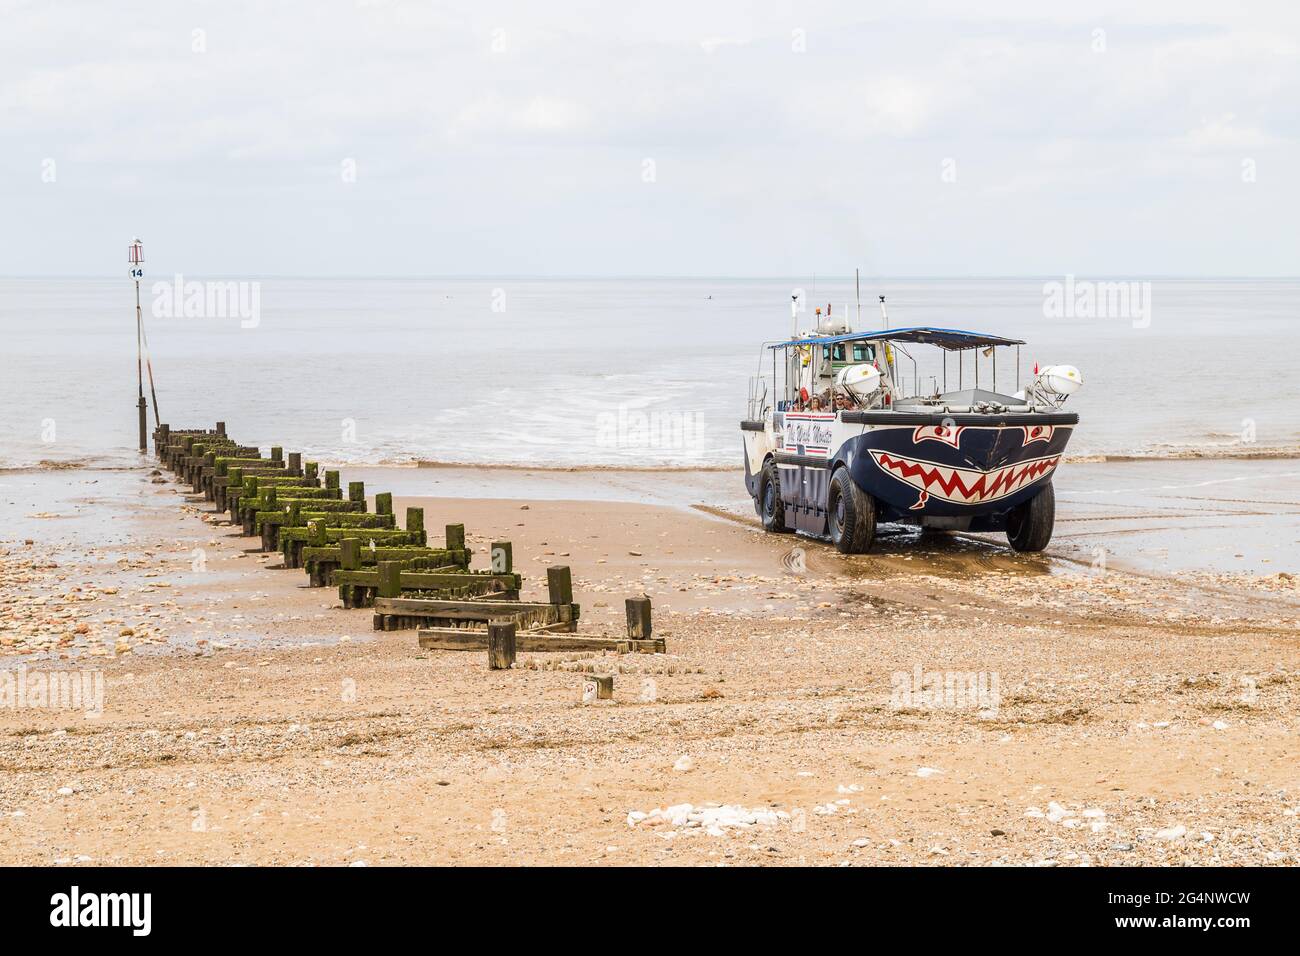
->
xmin=1 ymin=461 xmax=1298 ymax=865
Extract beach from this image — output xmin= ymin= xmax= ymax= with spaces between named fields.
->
xmin=2 ymin=459 xmax=1298 ymax=866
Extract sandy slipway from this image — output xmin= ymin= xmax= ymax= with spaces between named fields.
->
xmin=0 ymin=466 xmax=1298 ymax=866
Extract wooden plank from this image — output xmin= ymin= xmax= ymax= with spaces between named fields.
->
xmin=418 ymin=629 xmax=661 ymax=654
xmin=376 ymin=597 xmax=573 ymax=618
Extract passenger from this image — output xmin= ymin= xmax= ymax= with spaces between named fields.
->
xmin=808 ymin=396 xmax=824 ymax=412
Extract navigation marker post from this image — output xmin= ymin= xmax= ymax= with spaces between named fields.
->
xmin=129 ymin=238 xmax=146 ymax=451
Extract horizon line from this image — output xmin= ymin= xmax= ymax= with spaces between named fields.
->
xmin=3 ymin=273 xmax=1299 ymax=281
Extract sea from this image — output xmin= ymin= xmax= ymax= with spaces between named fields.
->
xmin=2 ymin=277 xmax=1297 ymax=470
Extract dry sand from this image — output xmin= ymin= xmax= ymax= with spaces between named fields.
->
xmin=1 ymin=464 xmax=1298 ymax=866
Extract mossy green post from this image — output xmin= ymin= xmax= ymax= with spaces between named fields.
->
xmin=445 ymin=523 xmax=465 ymax=552
xmin=377 ymin=561 xmax=402 ymax=598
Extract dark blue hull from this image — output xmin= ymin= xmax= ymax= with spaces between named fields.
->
xmin=751 ymin=412 xmax=1077 ymax=537
xmin=842 ymin=422 xmax=1072 ymax=523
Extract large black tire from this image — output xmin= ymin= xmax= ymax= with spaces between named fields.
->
xmin=828 ymin=467 xmax=876 ymax=554
xmin=1006 ymin=482 xmax=1055 ymax=552
xmin=758 ymin=460 xmax=790 ymax=533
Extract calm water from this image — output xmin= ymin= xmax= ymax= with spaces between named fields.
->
xmin=1 ymin=277 xmax=1297 ymax=469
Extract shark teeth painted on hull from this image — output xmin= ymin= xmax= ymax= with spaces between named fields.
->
xmin=869 ymin=450 xmax=1060 ymax=506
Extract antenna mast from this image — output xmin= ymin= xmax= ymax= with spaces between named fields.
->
xmin=855 ymin=268 xmax=861 ymax=329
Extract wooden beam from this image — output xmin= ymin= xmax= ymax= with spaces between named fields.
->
xmin=418 ymin=629 xmax=661 ymax=654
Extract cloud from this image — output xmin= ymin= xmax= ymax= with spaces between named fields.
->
xmin=1 ymin=0 xmax=1298 ymax=275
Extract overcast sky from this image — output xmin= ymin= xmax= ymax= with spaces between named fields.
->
xmin=3 ymin=0 xmax=1297 ymax=277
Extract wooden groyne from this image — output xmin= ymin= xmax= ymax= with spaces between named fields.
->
xmin=153 ymin=422 xmax=664 ymax=661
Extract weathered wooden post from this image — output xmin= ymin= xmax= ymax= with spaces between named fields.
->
xmin=491 ymin=541 xmax=513 ymax=573
xmin=287 ymin=452 xmax=301 ymax=476
xmin=488 ymin=620 xmax=516 ymax=670
xmin=445 ymin=523 xmax=465 ymax=552
xmin=270 ymin=445 xmax=283 ymax=463
xmin=375 ymin=492 xmax=393 ymax=516
xmin=305 ymin=461 xmax=319 ymax=482
xmin=308 ymin=518 xmax=327 ymax=547
xmin=338 ymin=537 xmax=363 ymax=607
xmin=547 ymin=565 xmax=573 ymax=606
xmin=625 ymin=597 xmax=652 ymax=640
xmin=377 ymin=560 xmax=402 ymax=598
xmin=216 ymin=421 xmax=226 ymax=437
xmin=348 ymin=481 xmax=365 ymax=505
xmin=325 ymin=470 xmax=340 ymax=491
xmin=405 ymin=507 xmax=424 ymax=539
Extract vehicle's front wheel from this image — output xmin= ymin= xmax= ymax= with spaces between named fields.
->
xmin=828 ymin=467 xmax=876 ymax=554
xmin=758 ymin=460 xmax=790 ymax=533
xmin=1006 ymin=482 xmax=1055 ymax=552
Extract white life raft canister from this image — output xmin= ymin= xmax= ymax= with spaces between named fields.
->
xmin=834 ymin=363 xmax=882 ymax=400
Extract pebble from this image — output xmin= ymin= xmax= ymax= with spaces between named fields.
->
xmin=673 ymin=755 xmax=695 ymax=772
xmin=1155 ymin=824 xmax=1187 ymax=841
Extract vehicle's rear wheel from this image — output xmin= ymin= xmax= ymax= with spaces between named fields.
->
xmin=828 ymin=467 xmax=876 ymax=554
xmin=758 ymin=460 xmax=790 ymax=533
xmin=1006 ymin=482 xmax=1055 ymax=552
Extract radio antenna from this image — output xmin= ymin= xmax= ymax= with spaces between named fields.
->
xmin=855 ymin=268 xmax=861 ymax=329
